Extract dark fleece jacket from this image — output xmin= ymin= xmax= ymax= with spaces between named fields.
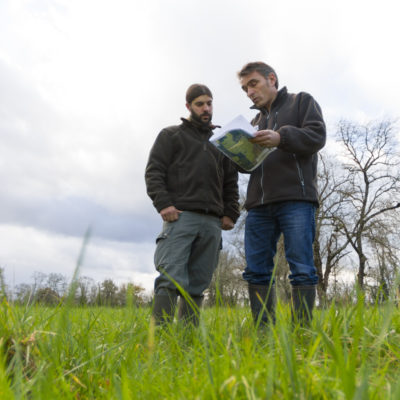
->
xmin=145 ymin=118 xmax=240 ymax=222
xmin=243 ymin=86 xmax=326 ymax=210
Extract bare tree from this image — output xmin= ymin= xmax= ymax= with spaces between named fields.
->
xmin=46 ymin=273 xmax=67 ymax=298
xmin=313 ymin=153 xmax=351 ymax=303
xmin=273 ymin=237 xmax=291 ymax=302
xmin=206 ymin=249 xmax=247 ymax=306
xmin=116 ymin=282 xmax=146 ymax=306
xmin=221 ymin=175 xmax=291 ymax=304
xmin=366 ymin=211 xmax=400 ymax=301
xmin=14 ymin=283 xmax=34 ymax=304
xmin=334 ymin=119 xmax=400 ymax=289
xmin=100 ymin=279 xmax=119 ymax=306
xmin=76 ymin=276 xmax=96 ymax=305
xmin=205 ymin=175 xmax=248 ymax=306
xmin=32 ymin=271 xmax=47 ymax=294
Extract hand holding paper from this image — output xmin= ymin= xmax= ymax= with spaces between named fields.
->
xmin=210 ymin=115 xmax=276 ymax=171
xmin=250 ymin=129 xmax=281 ymax=148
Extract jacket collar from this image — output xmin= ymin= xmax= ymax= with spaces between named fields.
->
xmin=181 ymin=117 xmax=220 ymax=135
xmin=250 ymin=86 xmax=288 ymax=115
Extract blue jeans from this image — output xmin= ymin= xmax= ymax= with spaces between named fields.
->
xmin=243 ymin=201 xmax=318 ymax=286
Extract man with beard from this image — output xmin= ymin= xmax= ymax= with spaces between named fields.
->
xmin=145 ymin=84 xmax=239 ymax=326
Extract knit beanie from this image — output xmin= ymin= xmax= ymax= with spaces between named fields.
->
xmin=186 ymin=84 xmax=213 ymax=104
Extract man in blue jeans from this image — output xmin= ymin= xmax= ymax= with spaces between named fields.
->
xmin=237 ymin=62 xmax=326 ymax=325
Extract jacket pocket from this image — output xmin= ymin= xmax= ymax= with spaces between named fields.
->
xmin=293 ymin=154 xmax=306 ymax=196
xmin=154 ymin=222 xmax=176 ymax=268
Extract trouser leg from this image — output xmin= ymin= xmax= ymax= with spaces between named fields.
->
xmin=275 ymin=202 xmax=317 ymax=325
xmin=177 ymin=214 xmax=220 ymax=326
xmin=186 ymin=214 xmax=221 ymax=296
xmin=243 ymin=207 xmax=280 ymax=285
xmin=153 ymin=213 xmax=197 ymax=294
xmin=279 ymin=201 xmax=318 ymax=286
xmin=153 ymin=212 xmax=220 ymax=327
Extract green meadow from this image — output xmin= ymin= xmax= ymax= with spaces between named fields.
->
xmin=1 ymin=295 xmax=400 ymax=399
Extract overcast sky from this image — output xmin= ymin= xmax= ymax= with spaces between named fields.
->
xmin=1 ymin=0 xmax=399 ymax=293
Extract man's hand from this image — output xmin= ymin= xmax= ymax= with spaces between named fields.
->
xmin=221 ymin=216 xmax=234 ymax=230
xmin=250 ymin=129 xmax=280 ymax=148
xmin=160 ymin=206 xmax=182 ymax=222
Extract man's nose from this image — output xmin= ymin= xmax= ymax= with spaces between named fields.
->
xmin=247 ymin=88 xmax=255 ymax=98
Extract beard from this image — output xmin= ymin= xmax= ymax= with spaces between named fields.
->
xmin=190 ymin=110 xmax=212 ymax=126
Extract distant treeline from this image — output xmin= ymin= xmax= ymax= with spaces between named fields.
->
xmin=0 ymin=270 xmax=150 ymax=307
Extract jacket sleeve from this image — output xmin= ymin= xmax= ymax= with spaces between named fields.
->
xmin=277 ymin=92 xmax=326 ymax=155
xmin=144 ymin=129 xmax=174 ymax=213
xmin=222 ymin=157 xmax=240 ymax=223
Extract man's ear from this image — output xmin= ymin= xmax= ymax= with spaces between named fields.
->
xmin=185 ymin=102 xmax=191 ymax=112
xmin=268 ymin=72 xmax=277 ymax=87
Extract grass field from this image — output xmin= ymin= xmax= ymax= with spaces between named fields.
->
xmin=1 ymin=295 xmax=400 ymax=399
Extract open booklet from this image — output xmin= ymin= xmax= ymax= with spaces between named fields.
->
xmin=210 ymin=115 xmax=275 ymax=171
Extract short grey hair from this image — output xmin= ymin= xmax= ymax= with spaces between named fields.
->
xmin=237 ymin=62 xmax=279 ymax=89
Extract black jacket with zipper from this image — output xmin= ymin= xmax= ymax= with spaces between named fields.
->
xmin=243 ymin=87 xmax=326 ymax=210
xmin=145 ymin=118 xmax=240 ymax=222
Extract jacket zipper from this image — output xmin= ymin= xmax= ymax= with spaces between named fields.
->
xmin=293 ymin=154 xmax=306 ymax=196
xmin=260 ymin=112 xmax=278 ymax=204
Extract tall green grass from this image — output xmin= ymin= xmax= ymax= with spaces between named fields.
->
xmin=2 ymin=232 xmax=399 ymax=399
xmin=1 ymin=293 xmax=400 ymax=399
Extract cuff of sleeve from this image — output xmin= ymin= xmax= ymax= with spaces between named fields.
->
xmin=223 ymin=210 xmax=239 ymax=224
xmin=155 ymin=200 xmax=173 ymax=213
xmin=277 ymin=128 xmax=287 ymax=149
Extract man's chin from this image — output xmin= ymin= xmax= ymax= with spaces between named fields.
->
xmin=190 ymin=112 xmax=212 ymax=126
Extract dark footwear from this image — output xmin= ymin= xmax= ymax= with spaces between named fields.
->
xmin=152 ymin=290 xmax=178 ymax=325
xmin=291 ymin=285 xmax=316 ymax=326
xmin=178 ymin=295 xmax=203 ymax=326
xmin=248 ymin=283 xmax=275 ymax=326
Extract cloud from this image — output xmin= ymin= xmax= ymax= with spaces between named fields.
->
xmin=0 ymin=54 xmax=159 ymax=240
xmin=0 ymin=224 xmax=157 ymax=293
xmin=0 ymin=195 xmax=160 ymax=242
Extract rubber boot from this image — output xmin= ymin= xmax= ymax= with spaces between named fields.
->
xmin=248 ymin=283 xmax=275 ymax=326
xmin=178 ymin=295 xmax=203 ymax=326
xmin=291 ymin=285 xmax=316 ymax=326
xmin=152 ymin=289 xmax=178 ymax=325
